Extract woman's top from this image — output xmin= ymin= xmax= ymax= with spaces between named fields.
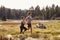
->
xmin=20 ymin=20 xmax=25 ymax=27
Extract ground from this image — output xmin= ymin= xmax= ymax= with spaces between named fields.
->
xmin=0 ymin=20 xmax=60 ymax=40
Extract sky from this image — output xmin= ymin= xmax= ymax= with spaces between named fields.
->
xmin=0 ymin=0 xmax=60 ymax=10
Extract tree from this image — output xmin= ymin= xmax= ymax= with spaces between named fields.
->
xmin=29 ymin=6 xmax=35 ymax=17
xmin=50 ymin=4 xmax=55 ymax=19
xmin=2 ymin=16 xmax=6 ymax=21
xmin=55 ymin=5 xmax=60 ymax=17
xmin=35 ymin=5 xmax=42 ymax=19
xmin=45 ymin=6 xmax=50 ymax=19
xmin=41 ymin=8 xmax=46 ymax=20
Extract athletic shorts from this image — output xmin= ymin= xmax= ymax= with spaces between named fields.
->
xmin=27 ymin=23 xmax=31 ymax=28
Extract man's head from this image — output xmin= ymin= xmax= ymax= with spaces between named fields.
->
xmin=28 ymin=12 xmax=32 ymax=16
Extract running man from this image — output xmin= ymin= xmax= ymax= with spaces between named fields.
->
xmin=26 ymin=12 xmax=32 ymax=34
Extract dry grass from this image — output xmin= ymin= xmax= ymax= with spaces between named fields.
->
xmin=0 ymin=20 xmax=60 ymax=35
xmin=0 ymin=20 xmax=60 ymax=40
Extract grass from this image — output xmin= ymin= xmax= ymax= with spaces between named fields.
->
xmin=0 ymin=20 xmax=60 ymax=36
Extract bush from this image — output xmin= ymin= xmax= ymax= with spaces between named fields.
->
xmin=30 ymin=33 xmax=40 ymax=38
xmin=2 ymin=16 xmax=6 ymax=21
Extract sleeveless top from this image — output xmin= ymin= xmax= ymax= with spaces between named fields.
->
xmin=20 ymin=20 xmax=24 ymax=27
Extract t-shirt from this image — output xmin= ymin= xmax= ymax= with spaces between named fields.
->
xmin=26 ymin=15 xmax=32 ymax=23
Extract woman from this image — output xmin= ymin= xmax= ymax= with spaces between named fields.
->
xmin=20 ymin=16 xmax=27 ymax=34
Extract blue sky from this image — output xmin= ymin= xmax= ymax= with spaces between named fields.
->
xmin=0 ymin=0 xmax=60 ymax=9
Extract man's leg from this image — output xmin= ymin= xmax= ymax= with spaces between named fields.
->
xmin=28 ymin=23 xmax=31 ymax=29
xmin=30 ymin=24 xmax=32 ymax=34
xmin=28 ymin=23 xmax=32 ymax=34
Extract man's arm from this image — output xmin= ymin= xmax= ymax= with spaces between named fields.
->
xmin=25 ymin=16 xmax=29 ymax=21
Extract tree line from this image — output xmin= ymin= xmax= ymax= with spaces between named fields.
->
xmin=0 ymin=4 xmax=60 ymax=21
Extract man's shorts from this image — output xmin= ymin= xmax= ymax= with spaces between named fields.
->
xmin=27 ymin=23 xmax=31 ymax=28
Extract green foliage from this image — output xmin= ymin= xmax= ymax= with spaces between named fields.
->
xmin=0 ymin=4 xmax=60 ymax=20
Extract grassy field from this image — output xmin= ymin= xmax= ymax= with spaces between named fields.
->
xmin=0 ymin=20 xmax=60 ymax=36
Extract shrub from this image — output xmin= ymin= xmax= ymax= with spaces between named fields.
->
xmin=30 ymin=33 xmax=40 ymax=38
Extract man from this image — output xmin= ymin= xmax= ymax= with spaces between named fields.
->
xmin=26 ymin=12 xmax=32 ymax=34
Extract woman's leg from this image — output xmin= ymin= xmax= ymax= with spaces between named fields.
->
xmin=20 ymin=27 xmax=23 ymax=34
xmin=24 ymin=27 xmax=27 ymax=32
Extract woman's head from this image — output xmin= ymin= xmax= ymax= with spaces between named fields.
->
xmin=21 ymin=16 xmax=24 ymax=20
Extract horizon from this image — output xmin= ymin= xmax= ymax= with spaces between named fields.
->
xmin=0 ymin=0 xmax=60 ymax=10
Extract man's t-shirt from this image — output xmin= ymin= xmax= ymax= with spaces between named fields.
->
xmin=26 ymin=15 xmax=32 ymax=23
